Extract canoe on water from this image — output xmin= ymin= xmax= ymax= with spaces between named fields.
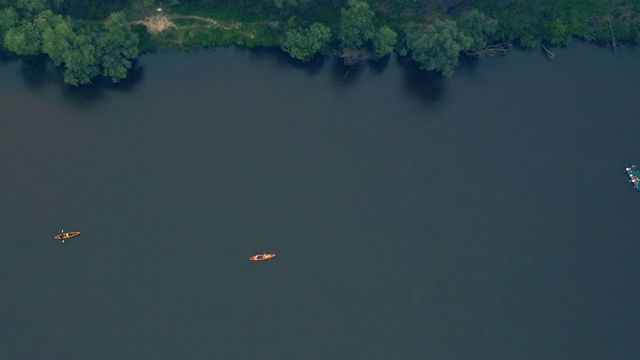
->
xmin=249 ymin=253 xmax=276 ymax=262
xmin=54 ymin=231 xmax=81 ymax=241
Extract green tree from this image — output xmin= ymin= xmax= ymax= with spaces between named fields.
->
xmin=274 ymin=0 xmax=310 ymax=9
xmin=62 ymin=35 xmax=98 ymax=85
xmin=0 ymin=7 xmax=18 ymax=50
xmin=406 ymin=19 xmax=472 ymax=77
xmin=282 ymin=22 xmax=331 ymax=62
xmin=547 ymin=19 xmax=570 ymax=45
xmin=131 ymin=0 xmax=154 ymax=12
xmin=15 ymin=0 xmax=62 ymax=14
xmin=458 ymin=10 xmax=498 ymax=53
xmin=37 ymin=10 xmax=70 ymax=65
xmin=98 ymin=12 xmax=139 ymax=83
xmin=489 ymin=1 xmax=541 ymax=48
xmin=370 ymin=25 xmax=396 ymax=60
xmin=4 ymin=21 xmax=42 ymax=55
xmin=34 ymin=10 xmax=100 ymax=85
xmin=35 ymin=9 xmax=65 ymax=30
xmin=338 ymin=0 xmax=375 ymax=49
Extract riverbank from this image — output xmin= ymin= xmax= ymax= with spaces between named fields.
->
xmin=136 ymin=0 xmax=639 ymax=49
xmin=132 ymin=0 xmax=638 ymax=66
xmin=1 ymin=0 xmax=638 ymax=84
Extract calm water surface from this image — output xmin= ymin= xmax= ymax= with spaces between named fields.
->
xmin=1 ymin=42 xmax=639 ymax=359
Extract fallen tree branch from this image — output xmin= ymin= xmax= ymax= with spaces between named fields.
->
xmin=338 ymin=48 xmax=370 ymax=65
xmin=608 ymin=19 xmax=617 ymax=52
xmin=542 ymin=44 xmax=555 ymax=59
xmin=465 ymin=43 xmax=510 ymax=58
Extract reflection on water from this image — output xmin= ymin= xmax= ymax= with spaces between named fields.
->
xmin=455 ymin=50 xmax=483 ymax=74
xmin=19 ymin=55 xmax=63 ymax=88
xmin=331 ymin=58 xmax=365 ymax=84
xmin=367 ymin=55 xmax=391 ymax=74
xmin=245 ymin=46 xmax=327 ymax=73
xmin=61 ymin=61 xmax=145 ymax=104
xmin=396 ymin=55 xmax=445 ymax=103
xmin=109 ymin=59 xmax=145 ymax=90
xmin=2 ymin=54 xmax=146 ymax=104
xmin=5 ymin=46 xmax=449 ymax=106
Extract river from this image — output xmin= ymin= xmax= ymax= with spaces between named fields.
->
xmin=1 ymin=42 xmax=639 ymax=359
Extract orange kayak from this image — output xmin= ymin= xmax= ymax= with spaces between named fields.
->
xmin=249 ymin=253 xmax=276 ymax=262
xmin=54 ymin=231 xmax=81 ymax=241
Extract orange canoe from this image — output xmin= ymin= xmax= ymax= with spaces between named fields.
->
xmin=54 ymin=231 xmax=81 ymax=241
xmin=249 ymin=253 xmax=276 ymax=262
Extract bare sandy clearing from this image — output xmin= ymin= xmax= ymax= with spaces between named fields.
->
xmin=135 ymin=15 xmax=176 ymax=34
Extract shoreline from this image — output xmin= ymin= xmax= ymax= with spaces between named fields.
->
xmin=1 ymin=0 xmax=638 ymax=85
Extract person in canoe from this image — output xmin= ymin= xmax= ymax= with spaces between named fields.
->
xmin=249 ymin=252 xmax=276 ymax=261
xmin=55 ymin=230 xmax=81 ymax=243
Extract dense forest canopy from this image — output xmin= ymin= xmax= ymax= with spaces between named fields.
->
xmin=0 ymin=0 xmax=638 ymax=84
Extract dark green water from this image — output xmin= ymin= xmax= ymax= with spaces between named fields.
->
xmin=1 ymin=42 xmax=639 ymax=359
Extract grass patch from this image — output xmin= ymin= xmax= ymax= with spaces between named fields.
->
xmin=153 ymin=21 xmax=280 ymax=49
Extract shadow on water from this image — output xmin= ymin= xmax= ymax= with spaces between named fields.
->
xmin=396 ymin=55 xmax=445 ymax=103
xmin=331 ymin=58 xmax=365 ymax=85
xmin=7 ymin=55 xmax=145 ymax=104
xmin=237 ymin=46 xmax=327 ymax=77
xmin=108 ymin=59 xmax=145 ymax=91
xmin=62 ymin=79 xmax=107 ymax=104
xmin=367 ymin=55 xmax=390 ymax=74
xmin=19 ymin=55 xmax=64 ymax=88
xmin=0 ymin=52 xmax=18 ymax=65
xmin=61 ymin=60 xmax=145 ymax=105
xmin=456 ymin=53 xmax=480 ymax=75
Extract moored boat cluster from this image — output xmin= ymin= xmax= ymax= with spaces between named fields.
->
xmin=625 ymin=164 xmax=640 ymax=191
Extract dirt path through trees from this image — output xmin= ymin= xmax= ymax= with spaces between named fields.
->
xmin=134 ymin=13 xmax=242 ymax=34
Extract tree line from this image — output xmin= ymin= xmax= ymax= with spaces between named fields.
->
xmin=175 ymin=0 xmax=639 ymax=69
xmin=0 ymin=0 xmax=139 ymax=85
xmin=1 ymin=0 xmax=638 ymax=84
xmin=281 ymin=0 xmax=497 ymax=77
